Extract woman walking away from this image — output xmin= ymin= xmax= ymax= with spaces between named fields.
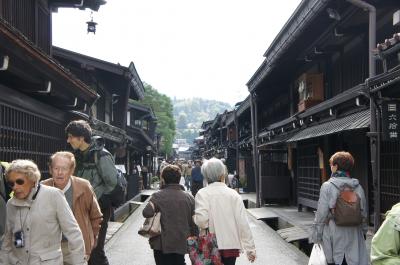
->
xmin=142 ymin=165 xmax=196 ymax=265
xmin=194 ymin=157 xmax=256 ymax=265
xmin=310 ymin=151 xmax=369 ymax=265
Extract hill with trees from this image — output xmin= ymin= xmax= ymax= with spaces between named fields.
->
xmin=140 ymin=83 xmax=175 ymax=156
xmin=172 ymin=98 xmax=231 ymax=144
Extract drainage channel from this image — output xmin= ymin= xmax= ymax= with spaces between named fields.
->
xmin=113 ymin=193 xmax=151 ymax=223
xmin=244 ymin=200 xmax=313 ymax=257
xmin=263 ymin=217 xmax=313 ymax=257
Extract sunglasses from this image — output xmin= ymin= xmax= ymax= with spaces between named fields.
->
xmin=7 ymin=178 xmax=25 ymax=188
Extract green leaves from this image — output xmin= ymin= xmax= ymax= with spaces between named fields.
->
xmin=141 ymin=83 xmax=176 ymax=156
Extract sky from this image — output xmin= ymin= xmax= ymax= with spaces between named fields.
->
xmin=52 ymin=0 xmax=302 ymax=106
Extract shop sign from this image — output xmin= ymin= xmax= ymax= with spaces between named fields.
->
xmin=382 ymin=101 xmax=400 ymax=141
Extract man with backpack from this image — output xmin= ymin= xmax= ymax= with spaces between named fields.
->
xmin=310 ymin=151 xmax=368 ymax=265
xmin=65 ymin=120 xmax=119 ymax=265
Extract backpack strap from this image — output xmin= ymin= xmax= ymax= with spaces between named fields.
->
xmin=330 ymin=181 xmax=340 ymax=190
xmin=94 ymin=150 xmax=103 ymax=180
xmin=93 ymin=149 xmax=113 ymax=180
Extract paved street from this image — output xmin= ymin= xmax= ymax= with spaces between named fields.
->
xmin=105 ymin=197 xmax=309 ymax=265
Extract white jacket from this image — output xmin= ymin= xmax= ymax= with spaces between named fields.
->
xmin=1 ymin=185 xmax=86 ymax=265
xmin=194 ymin=182 xmax=255 ymax=253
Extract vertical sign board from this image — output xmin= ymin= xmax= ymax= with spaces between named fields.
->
xmin=382 ymin=101 xmax=400 ymax=141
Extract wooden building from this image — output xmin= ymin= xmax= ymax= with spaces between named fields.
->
xmin=196 ymin=97 xmax=256 ymax=192
xmin=246 ymin=0 xmax=399 ymax=226
xmin=235 ymin=97 xmax=256 ymax=193
xmin=52 ymin=47 xmax=156 ymax=198
xmin=126 ymin=101 xmax=157 ymax=172
xmin=0 ymin=1 xmax=156 ymax=203
xmin=0 ymin=0 xmax=104 ymax=177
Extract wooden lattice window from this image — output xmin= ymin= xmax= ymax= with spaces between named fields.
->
xmin=297 ymin=141 xmax=321 ymax=204
xmin=0 ymin=103 xmax=65 ymax=178
xmin=380 ymin=141 xmax=400 ymax=213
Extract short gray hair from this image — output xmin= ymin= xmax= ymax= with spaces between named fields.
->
xmin=201 ymin=157 xmax=226 ymax=184
xmin=6 ymin=159 xmax=41 ymax=183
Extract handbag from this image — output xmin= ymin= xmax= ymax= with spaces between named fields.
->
xmin=308 ymin=244 xmax=327 ymax=265
xmin=187 ymin=229 xmax=223 ymax=265
xmin=138 ymin=212 xmax=161 ymax=238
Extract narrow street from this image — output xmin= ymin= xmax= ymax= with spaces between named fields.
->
xmin=105 ymin=194 xmax=309 ymax=265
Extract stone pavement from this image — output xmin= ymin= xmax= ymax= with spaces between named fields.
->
xmin=105 ymin=192 xmax=309 ymax=265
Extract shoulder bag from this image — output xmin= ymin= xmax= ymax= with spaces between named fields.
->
xmin=138 ymin=212 xmax=161 ymax=238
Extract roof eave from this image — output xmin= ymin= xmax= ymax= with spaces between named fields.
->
xmin=246 ymin=0 xmax=330 ymax=92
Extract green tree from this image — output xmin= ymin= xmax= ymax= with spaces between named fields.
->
xmin=140 ymin=83 xmax=175 ymax=156
xmin=176 ymin=112 xmax=188 ymax=129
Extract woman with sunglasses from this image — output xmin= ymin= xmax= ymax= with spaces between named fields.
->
xmin=0 ymin=159 xmax=87 ymax=265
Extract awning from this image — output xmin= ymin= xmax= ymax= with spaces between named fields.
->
xmin=91 ymin=119 xmax=127 ymax=144
xmin=258 ymin=132 xmax=296 ymax=148
xmin=287 ymin=109 xmax=370 ymax=142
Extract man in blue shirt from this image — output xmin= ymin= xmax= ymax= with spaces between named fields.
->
xmin=190 ymin=160 xmax=204 ymax=197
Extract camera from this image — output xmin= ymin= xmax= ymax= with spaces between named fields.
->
xmin=14 ymin=230 xmax=24 ymax=248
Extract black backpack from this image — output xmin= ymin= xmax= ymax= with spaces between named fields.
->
xmin=94 ymin=150 xmax=127 ymax=208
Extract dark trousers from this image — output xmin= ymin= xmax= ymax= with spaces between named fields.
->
xmin=221 ymin=256 xmax=236 ymax=265
xmin=191 ymin=181 xmax=203 ymax=197
xmin=153 ymin=249 xmax=186 ymax=265
xmin=88 ymin=205 xmax=111 ymax=265
xmin=142 ymin=172 xmax=148 ymax=189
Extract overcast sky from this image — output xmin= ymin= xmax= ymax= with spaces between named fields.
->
xmin=52 ymin=0 xmax=301 ymax=106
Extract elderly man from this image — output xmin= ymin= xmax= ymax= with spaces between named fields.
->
xmin=42 ymin=151 xmax=103 ymax=264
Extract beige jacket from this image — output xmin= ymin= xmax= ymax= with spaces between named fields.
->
xmin=42 ymin=176 xmax=103 ymax=256
xmin=194 ymin=182 xmax=255 ymax=254
xmin=1 ymin=184 xmax=85 ymax=265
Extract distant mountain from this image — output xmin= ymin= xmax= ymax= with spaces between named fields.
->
xmin=173 ymin=98 xmax=232 ymax=144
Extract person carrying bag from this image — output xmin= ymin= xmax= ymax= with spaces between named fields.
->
xmin=310 ymin=151 xmax=368 ymax=265
xmin=193 ymin=158 xmax=256 ymax=265
xmin=142 ymin=165 xmax=196 ymax=265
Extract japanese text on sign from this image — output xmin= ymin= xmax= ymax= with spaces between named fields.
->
xmin=382 ymin=101 xmax=400 ymax=141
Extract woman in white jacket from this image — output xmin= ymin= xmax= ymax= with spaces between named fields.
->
xmin=1 ymin=159 xmax=86 ymax=265
xmin=193 ymin=157 xmax=256 ymax=265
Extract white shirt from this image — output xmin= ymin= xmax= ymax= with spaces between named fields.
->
xmin=194 ymin=182 xmax=255 ymax=253
xmin=62 ymin=178 xmax=72 ymax=193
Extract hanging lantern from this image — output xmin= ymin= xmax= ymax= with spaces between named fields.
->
xmin=86 ymin=11 xmax=97 ymax=34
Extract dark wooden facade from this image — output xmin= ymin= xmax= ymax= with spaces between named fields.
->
xmin=0 ymin=1 xmax=101 ymax=177
xmin=197 ymin=1 xmax=400 ymax=226
xmin=0 ymin=1 xmax=155 ymax=204
xmin=52 ymin=47 xmax=153 ymax=199
xmin=197 ymin=97 xmax=256 ymax=192
xmin=245 ymin=0 xmax=399 ymax=224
